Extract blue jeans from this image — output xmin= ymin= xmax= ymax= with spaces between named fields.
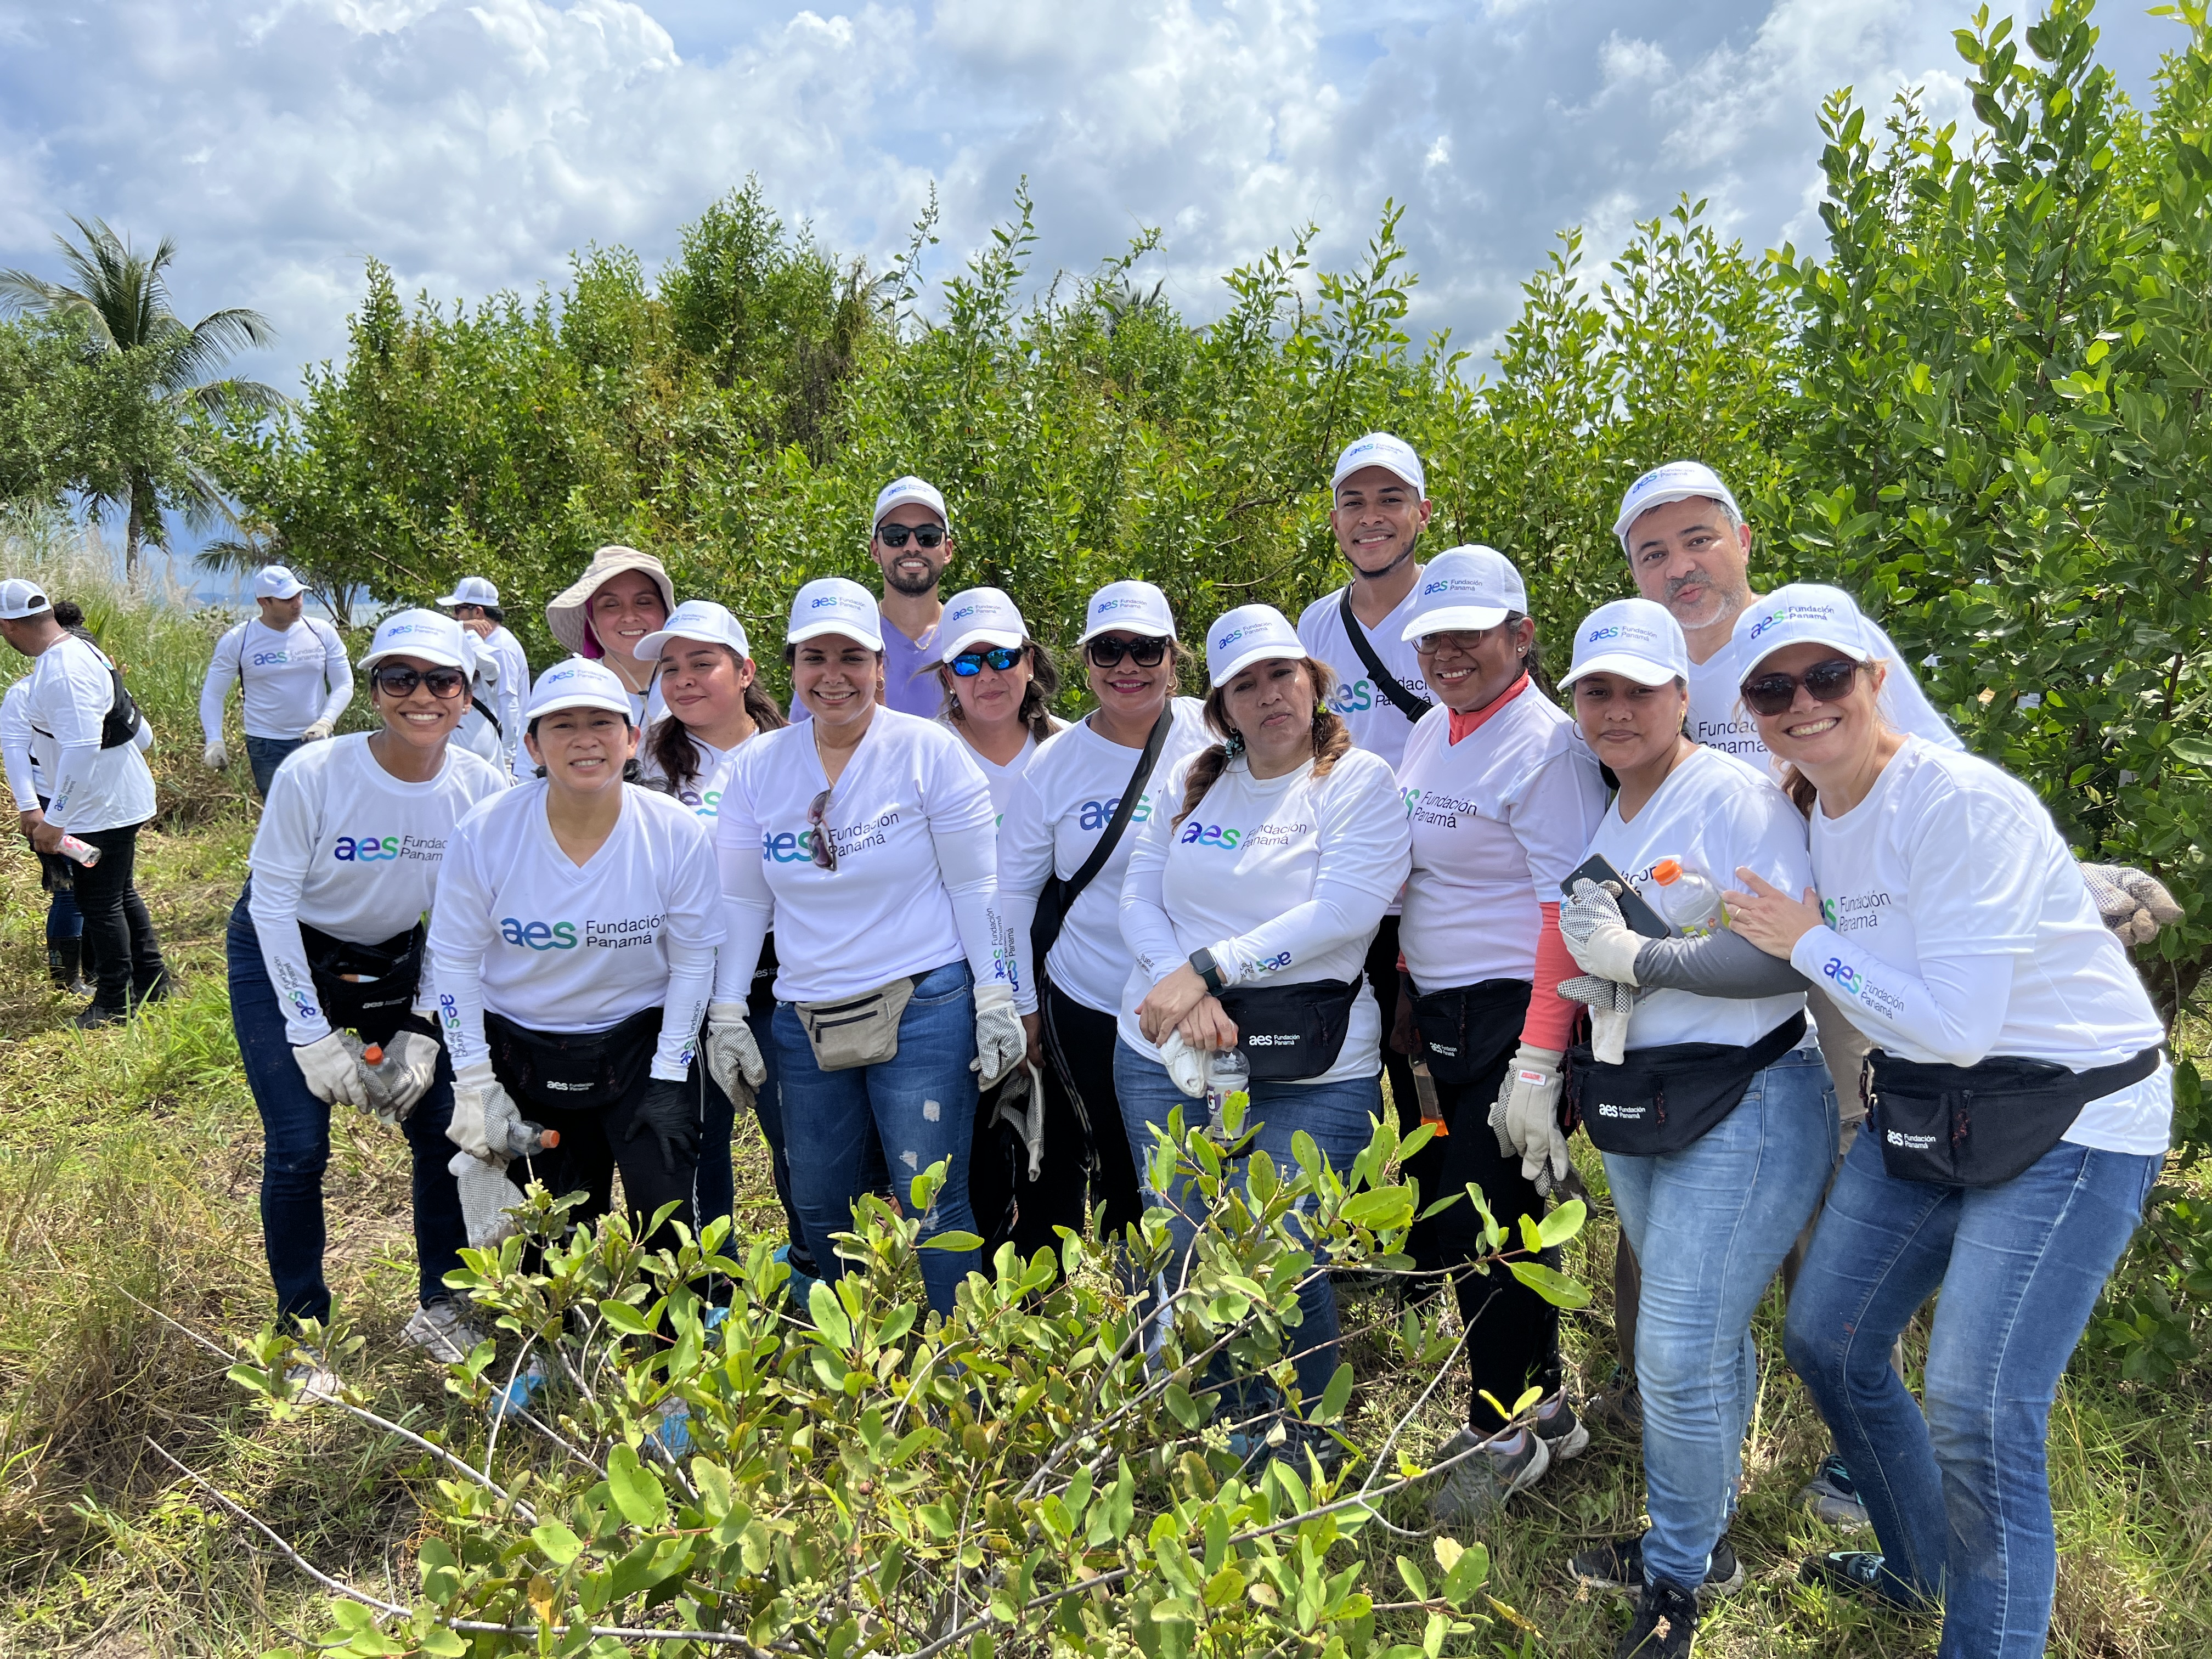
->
xmin=246 ymin=734 xmax=306 ymax=798
xmin=227 ymin=890 xmax=465 ymax=1323
xmin=770 ymin=960 xmax=980 ymax=1315
xmin=1114 ymin=1040 xmax=1381 ymax=1412
xmin=1784 ymin=1122 xmax=2159 ymax=1658
xmin=1601 ymin=1045 xmax=1837 ymax=1594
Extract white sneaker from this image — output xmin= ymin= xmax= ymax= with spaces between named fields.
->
xmin=283 ymin=1349 xmax=341 ymax=1403
xmin=400 ymin=1300 xmax=487 ymax=1362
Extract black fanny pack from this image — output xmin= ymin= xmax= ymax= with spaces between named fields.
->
xmin=1410 ymin=977 xmax=1531 ymax=1087
xmin=1866 ymin=1044 xmax=2163 ymax=1188
xmin=1219 ymin=978 xmax=1361 ymax=1083
xmin=1571 ymin=1012 xmax=1807 ymax=1157
xmin=484 ymin=1003 xmax=662 ymax=1114
xmin=298 ymin=919 xmax=426 ymax=1028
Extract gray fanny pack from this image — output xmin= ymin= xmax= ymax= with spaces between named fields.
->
xmin=794 ymin=975 xmax=921 ymax=1070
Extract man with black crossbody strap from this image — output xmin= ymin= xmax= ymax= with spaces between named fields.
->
xmin=1295 ymin=433 xmax=1435 ymax=1136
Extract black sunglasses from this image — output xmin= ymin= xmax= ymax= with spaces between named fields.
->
xmin=1085 ymin=635 xmax=1169 ymax=668
xmin=1741 ymin=657 xmax=1863 ymax=718
xmin=806 ymin=787 xmax=837 ymax=872
xmin=875 ymin=523 xmax=946 ymax=549
xmin=950 ymin=646 xmax=1024 ymax=677
xmin=371 ymin=664 xmax=468 ymax=699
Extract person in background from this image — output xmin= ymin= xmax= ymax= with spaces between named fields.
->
xmin=450 ymin=630 xmax=514 ymax=780
xmin=710 ymin=577 xmax=1023 ymax=1319
xmin=1387 ymin=546 xmax=1606 ymax=1521
xmin=0 ymin=578 xmax=168 ymax=1025
xmin=439 ymin=575 xmax=529 ymax=774
xmin=865 ymin=476 xmax=957 ymax=718
xmin=229 ymin=610 xmax=507 ymax=1389
xmin=998 ymin=582 xmax=1212 ymax=1255
xmin=934 ymin=586 xmax=1066 ymax=819
xmin=1296 ymin=433 xmax=1435 ymax=1165
xmin=1725 ymin=585 xmax=2170 ymax=1659
xmin=543 ymin=546 xmax=675 ymax=725
xmin=199 ymin=565 xmax=354 ymax=799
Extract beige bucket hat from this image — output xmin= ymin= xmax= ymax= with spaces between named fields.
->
xmin=545 ymin=545 xmax=677 ymax=658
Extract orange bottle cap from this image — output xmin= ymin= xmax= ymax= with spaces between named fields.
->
xmin=362 ymin=1045 xmax=383 ymax=1065
xmin=1651 ymin=858 xmax=1683 ymax=884
xmin=539 ymin=1129 xmax=561 ymax=1149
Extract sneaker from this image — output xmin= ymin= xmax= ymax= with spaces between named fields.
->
xmin=1571 ymin=1532 xmax=1743 ymax=1601
xmin=1798 ymin=1452 xmax=1872 ymax=1528
xmin=1798 ymin=1550 xmax=1899 ymax=1600
xmin=1427 ymin=1424 xmax=1551 ymax=1525
xmin=1583 ymin=1365 xmax=1644 ymax=1435
xmin=132 ymin=970 xmax=173 ymax=1007
xmin=400 ymin=1300 xmax=486 ymax=1363
xmin=648 ymin=1400 xmax=693 ymax=1458
xmin=1612 ymin=1577 xmax=1698 ymax=1659
xmin=488 ymin=1356 xmax=550 ymax=1421
xmin=1533 ymin=1392 xmax=1590 ymax=1463
xmin=283 ymin=1348 xmax=341 ymax=1403
xmin=75 ymin=1001 xmax=128 ymax=1030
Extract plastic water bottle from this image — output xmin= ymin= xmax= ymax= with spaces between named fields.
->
xmin=1204 ymin=1047 xmax=1250 ymax=1130
xmin=55 ymin=834 xmax=101 ymax=868
xmin=1650 ymin=857 xmax=1725 ymax=938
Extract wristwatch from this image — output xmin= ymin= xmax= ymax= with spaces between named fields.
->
xmin=1189 ymin=947 xmax=1228 ymax=995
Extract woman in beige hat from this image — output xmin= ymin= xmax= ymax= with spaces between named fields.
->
xmin=544 ymin=546 xmax=676 ymax=723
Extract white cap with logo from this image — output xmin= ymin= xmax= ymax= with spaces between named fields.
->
xmin=1612 ymin=460 xmax=1743 ymax=547
xmin=1400 ymin=545 xmax=1528 ymax=640
xmin=873 ymin=475 xmax=950 ymax=529
xmin=0 ymin=578 xmax=52 ymax=620
xmin=786 ymin=577 xmax=885 ymax=651
xmin=1330 ymin=432 xmax=1426 ymax=498
xmin=359 ymin=608 xmax=470 ymax=672
xmin=1078 ymin=579 xmax=1176 ymax=644
xmin=254 ymin=565 xmax=307 ymax=600
xmin=526 ymin=656 xmax=635 ymax=720
xmin=637 ymin=599 xmax=752 ymax=663
xmin=437 ymin=574 xmax=500 ymax=608
xmin=939 ymin=587 xmax=1029 ymax=662
xmin=1205 ymin=603 xmax=1306 ymax=689
xmin=1560 ymin=598 xmax=1690 ymax=689
xmin=1731 ymin=583 xmax=1876 ymax=678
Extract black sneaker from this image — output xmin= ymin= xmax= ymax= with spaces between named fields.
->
xmin=75 ymin=1001 xmax=129 ymax=1030
xmin=1798 ymin=1549 xmax=1925 ymax=1607
xmin=1613 ymin=1577 xmax=1697 ymax=1658
xmin=1570 ymin=1532 xmax=1743 ymax=1601
xmin=1798 ymin=1451 xmax=1871 ymax=1528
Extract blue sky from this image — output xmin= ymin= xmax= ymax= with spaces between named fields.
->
xmin=0 ymin=0 xmax=2185 ymax=405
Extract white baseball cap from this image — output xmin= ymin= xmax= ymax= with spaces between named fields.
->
xmin=1612 ymin=461 xmax=1743 ymax=548
xmin=1205 ymin=603 xmax=1306 ymax=689
xmin=255 ymin=565 xmax=307 ymax=600
xmin=1731 ymin=584 xmax=1876 ymax=678
xmin=637 ymin=599 xmax=752 ymax=663
xmin=939 ymin=587 xmax=1029 ymax=662
xmin=526 ymin=656 xmax=634 ymax=720
xmin=873 ymin=475 xmax=950 ymax=529
xmin=1077 ymin=579 xmax=1176 ymax=644
xmin=1330 ymin=432 xmax=1426 ymax=498
xmin=787 ymin=577 xmax=885 ymax=651
xmin=1560 ymin=598 xmax=1690 ymax=689
xmin=358 ymin=608 xmax=470 ymax=673
xmin=1400 ymin=545 xmax=1528 ymax=640
xmin=0 ymin=578 xmax=52 ymax=620
xmin=437 ymin=575 xmax=500 ymax=608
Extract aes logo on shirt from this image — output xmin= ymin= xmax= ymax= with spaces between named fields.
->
xmin=333 ymin=832 xmax=445 ymax=862
xmin=1177 ymin=821 xmax=1243 ymax=850
xmin=501 ymin=917 xmax=579 ymax=950
xmin=1079 ymin=792 xmax=1154 ymax=831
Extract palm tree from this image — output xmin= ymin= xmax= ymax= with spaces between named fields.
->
xmin=0 ymin=217 xmax=284 ymax=573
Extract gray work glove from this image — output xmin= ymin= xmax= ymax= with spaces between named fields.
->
xmin=1560 ymin=877 xmax=1645 ymax=984
xmin=1559 ymin=974 xmax=1635 ymax=1066
xmin=1488 ymin=1042 xmax=1569 ymax=1196
xmin=2080 ymin=862 xmax=2183 ymax=946
xmin=448 ymin=1060 xmax=524 ymax=1163
xmin=703 ymin=1002 xmax=767 ymax=1111
xmin=972 ymin=981 xmax=1025 ymax=1090
xmin=448 ymin=1150 xmax=523 ymax=1251
xmin=295 ymin=1031 xmax=371 ymax=1109
xmin=300 ymin=718 xmax=335 ymax=742
xmin=360 ymin=1030 xmax=441 ymax=1126
xmin=201 ymin=740 xmax=228 ymax=772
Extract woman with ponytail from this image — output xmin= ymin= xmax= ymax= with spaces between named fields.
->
xmin=934 ymin=587 xmax=1066 ymax=818
xmin=1114 ymin=603 xmax=1410 ymax=1462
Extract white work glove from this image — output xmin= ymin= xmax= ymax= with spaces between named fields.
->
xmin=301 ymin=719 xmax=335 ymax=742
xmin=1559 ymin=877 xmax=1645 ymax=984
xmin=703 ymin=1002 xmax=767 ymax=1109
xmin=360 ymin=1030 xmax=441 ymax=1126
xmin=448 ymin=1060 xmax=523 ymax=1163
xmin=448 ymin=1150 xmax=523 ymax=1250
xmin=972 ymin=980 xmax=1025 ymax=1090
xmin=2080 ymin=862 xmax=2183 ymax=947
xmin=1488 ymin=1042 xmax=1570 ymax=1197
xmin=1559 ymin=974 xmax=1635 ymax=1065
xmin=1161 ymin=1030 xmax=1208 ymax=1098
xmin=201 ymin=740 xmax=228 ymax=772
xmin=294 ymin=1030 xmax=371 ymax=1109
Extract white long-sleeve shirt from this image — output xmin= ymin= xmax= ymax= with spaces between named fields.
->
xmin=2 ymin=679 xmax=43 ymax=811
xmin=428 ymin=781 xmax=723 ymax=1081
xmin=713 ymin=708 xmax=1011 ymax=1005
xmin=1791 ymin=736 xmax=2169 ymax=1154
xmin=24 ymin=633 xmax=156 ymax=833
xmin=246 ymin=733 xmax=508 ymax=1045
xmin=1118 ymin=746 xmax=1410 ymax=1084
xmin=475 ymin=624 xmax=530 ymax=772
xmin=199 ymin=617 xmax=353 ymax=743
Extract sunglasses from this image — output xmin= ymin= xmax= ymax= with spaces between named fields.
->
xmin=1085 ymin=635 xmax=1169 ymax=668
xmin=950 ymin=645 xmax=1024 ymax=677
xmin=875 ymin=523 xmax=946 ymax=549
xmin=1413 ymin=628 xmax=1497 ymax=657
xmin=806 ymin=787 xmax=838 ymax=872
xmin=371 ymin=664 xmax=468 ymax=699
xmin=1741 ymin=657 xmax=1863 ymax=718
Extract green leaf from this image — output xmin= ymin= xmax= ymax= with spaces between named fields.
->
xmin=531 ymin=1520 xmax=583 ymax=1566
xmin=1505 ymin=1259 xmax=1592 ymax=1309
xmin=1340 ymin=1188 xmax=1410 ymax=1229
xmin=922 ymin=1229 xmax=986 ymax=1251
xmin=1535 ymin=1198 xmax=1587 ymax=1249
xmin=2168 ymin=736 xmax=2212 ymax=767
xmin=1317 ymin=1363 xmax=1355 ymax=1424
xmin=1396 ymin=1555 xmax=1430 ymax=1600
xmin=808 ymin=1280 xmax=853 ymax=1347
xmin=606 ymin=1443 xmax=669 ymax=1529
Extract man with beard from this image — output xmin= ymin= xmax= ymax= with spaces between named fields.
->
xmin=867 ymin=476 xmax=957 ymax=718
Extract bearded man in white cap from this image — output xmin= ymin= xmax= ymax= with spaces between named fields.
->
xmin=199 ymin=565 xmax=355 ymax=799
xmin=866 ymin=476 xmax=957 ymax=718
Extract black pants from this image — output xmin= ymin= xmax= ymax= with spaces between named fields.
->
xmin=496 ymin=1057 xmax=697 ymax=1251
xmin=1008 ymin=985 xmax=1145 ymax=1255
xmin=72 ymin=821 xmax=167 ymax=1012
xmin=1400 ymin=984 xmax=1562 ymax=1435
xmin=1364 ymin=917 xmax=1416 ymax=1131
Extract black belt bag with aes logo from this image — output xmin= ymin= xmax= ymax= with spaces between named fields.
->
xmin=1571 ymin=1012 xmax=1806 ymax=1158
xmin=484 ymin=1003 xmax=663 ymax=1114
xmin=299 ymin=919 xmax=426 ymax=1028
xmin=1218 ymin=978 xmax=1361 ymax=1083
xmin=1410 ymin=977 xmax=1530 ymax=1087
xmin=1866 ymin=1044 xmax=2163 ymax=1188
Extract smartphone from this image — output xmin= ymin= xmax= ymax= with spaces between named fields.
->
xmin=1560 ymin=853 xmax=1672 ymax=939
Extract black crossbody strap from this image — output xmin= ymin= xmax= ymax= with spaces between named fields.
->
xmin=1337 ymin=584 xmax=1432 ymax=721
xmin=1060 ymin=704 xmax=1174 ymax=910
